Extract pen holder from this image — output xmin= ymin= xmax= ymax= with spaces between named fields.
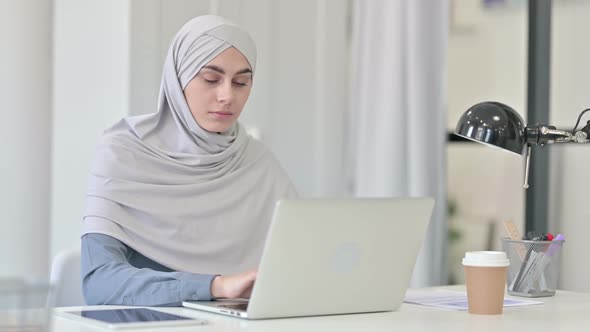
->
xmin=502 ymin=238 xmax=564 ymax=297
xmin=0 ymin=278 xmax=54 ymax=331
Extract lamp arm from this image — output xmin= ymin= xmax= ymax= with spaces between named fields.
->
xmin=521 ymin=125 xmax=585 ymax=189
xmin=540 ymin=126 xmax=575 ymax=143
xmin=525 ymin=108 xmax=590 ymax=145
xmin=526 ymin=125 xmax=589 ymax=145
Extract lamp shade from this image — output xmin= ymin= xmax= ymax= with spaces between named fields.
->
xmin=454 ymin=102 xmax=527 ymax=155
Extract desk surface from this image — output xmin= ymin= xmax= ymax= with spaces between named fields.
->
xmin=52 ymin=286 xmax=590 ymax=332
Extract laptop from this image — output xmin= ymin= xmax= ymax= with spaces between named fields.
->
xmin=182 ymin=198 xmax=435 ymax=319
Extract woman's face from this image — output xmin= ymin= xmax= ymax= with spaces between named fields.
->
xmin=184 ymin=47 xmax=253 ymax=133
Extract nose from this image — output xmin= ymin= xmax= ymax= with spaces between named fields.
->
xmin=216 ymin=81 xmax=234 ymax=104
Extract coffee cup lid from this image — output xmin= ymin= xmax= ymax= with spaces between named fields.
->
xmin=462 ymin=251 xmax=510 ymax=267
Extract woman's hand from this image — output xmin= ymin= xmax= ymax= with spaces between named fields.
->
xmin=211 ymin=269 xmax=257 ymax=299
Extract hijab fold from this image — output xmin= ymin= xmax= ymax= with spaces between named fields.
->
xmin=83 ymin=15 xmax=296 ymax=275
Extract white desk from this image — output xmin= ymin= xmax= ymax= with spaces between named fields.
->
xmin=52 ymin=286 xmax=590 ymax=332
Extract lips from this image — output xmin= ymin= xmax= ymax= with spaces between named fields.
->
xmin=209 ymin=111 xmax=234 ymax=119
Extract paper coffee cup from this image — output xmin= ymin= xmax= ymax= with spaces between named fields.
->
xmin=462 ymin=251 xmax=510 ymax=315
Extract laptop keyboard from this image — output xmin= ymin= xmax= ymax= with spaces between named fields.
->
xmin=218 ymin=303 xmax=249 ymax=311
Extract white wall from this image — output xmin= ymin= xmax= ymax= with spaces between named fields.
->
xmin=128 ymin=0 xmax=162 ymax=117
xmin=448 ymin=2 xmax=527 ymax=128
xmin=264 ymin=0 xmax=350 ymax=197
xmin=51 ymin=0 xmax=131 ymax=257
xmin=128 ymin=0 xmax=214 ymax=117
xmin=0 ymin=0 xmax=52 ymax=278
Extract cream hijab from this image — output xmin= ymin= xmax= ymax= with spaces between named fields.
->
xmin=83 ymin=15 xmax=297 ymax=275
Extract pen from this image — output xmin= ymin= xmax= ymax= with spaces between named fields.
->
xmin=516 ymin=250 xmax=542 ymax=292
xmin=512 ymin=241 xmax=535 ymax=292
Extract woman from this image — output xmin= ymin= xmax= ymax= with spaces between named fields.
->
xmin=81 ymin=15 xmax=297 ymax=306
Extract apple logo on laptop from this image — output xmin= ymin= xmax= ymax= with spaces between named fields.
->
xmin=330 ymin=242 xmax=361 ymax=274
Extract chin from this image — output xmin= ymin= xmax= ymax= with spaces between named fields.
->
xmin=203 ymin=123 xmax=233 ymax=134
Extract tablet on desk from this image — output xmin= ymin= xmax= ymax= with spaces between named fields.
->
xmin=56 ymin=308 xmax=207 ymax=329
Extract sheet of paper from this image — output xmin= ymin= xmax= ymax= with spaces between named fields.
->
xmin=404 ymin=289 xmax=543 ymax=311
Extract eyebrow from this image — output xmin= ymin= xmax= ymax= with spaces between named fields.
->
xmin=202 ymin=65 xmax=252 ymax=75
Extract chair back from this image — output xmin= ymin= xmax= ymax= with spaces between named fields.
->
xmin=49 ymin=248 xmax=85 ymax=306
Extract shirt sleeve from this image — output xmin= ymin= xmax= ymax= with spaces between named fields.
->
xmin=81 ymin=233 xmax=217 ymax=306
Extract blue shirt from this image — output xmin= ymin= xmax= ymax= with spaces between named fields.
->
xmin=81 ymin=233 xmax=216 ymax=306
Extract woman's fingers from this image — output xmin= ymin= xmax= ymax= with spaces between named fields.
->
xmin=212 ymin=269 xmax=258 ymax=299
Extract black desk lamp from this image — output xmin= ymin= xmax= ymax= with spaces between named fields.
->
xmin=454 ymin=101 xmax=590 ymax=188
